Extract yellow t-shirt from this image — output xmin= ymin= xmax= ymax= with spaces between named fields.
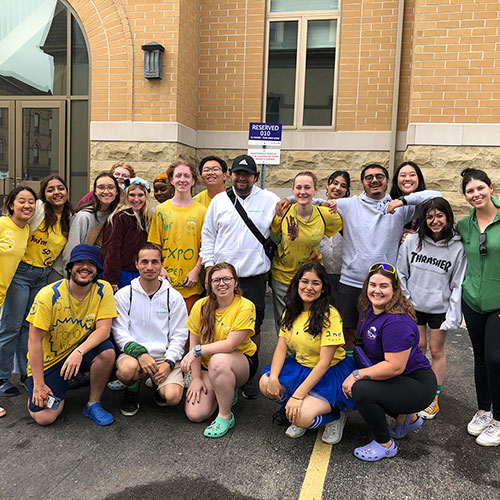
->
xmin=186 ymin=295 xmax=256 ymax=368
xmin=148 ymin=200 xmax=206 ymax=298
xmin=26 ymin=279 xmax=117 ymax=375
xmin=0 ymin=216 xmax=29 ymax=307
xmin=23 ymin=215 xmax=67 ymax=268
xmin=279 ymin=306 xmax=345 ymax=368
xmin=271 ymin=205 xmax=342 ymax=284
xmin=194 ymin=190 xmax=213 ymax=208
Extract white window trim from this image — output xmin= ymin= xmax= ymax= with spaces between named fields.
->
xmin=264 ymin=3 xmax=342 ymax=129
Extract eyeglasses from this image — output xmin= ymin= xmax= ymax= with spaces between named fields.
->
xmin=479 ymin=232 xmax=487 ymax=256
xmin=369 ymin=262 xmax=398 ymax=279
xmin=202 ymin=167 xmax=222 ymax=174
xmin=363 ymin=174 xmax=386 ymax=182
xmin=96 ymin=184 xmax=117 ymax=192
xmin=211 ymin=276 xmax=234 ymax=285
xmin=299 ymin=278 xmax=322 ymax=288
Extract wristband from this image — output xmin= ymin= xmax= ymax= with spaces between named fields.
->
xmin=75 ymin=348 xmax=84 ymax=356
xmin=398 ymin=196 xmax=407 ymax=206
xmin=192 ymin=345 xmax=202 ymax=358
xmin=291 ymin=396 xmax=303 ymax=401
xmin=165 ymin=359 xmax=175 ymax=370
xmin=352 ymin=369 xmax=361 ymax=380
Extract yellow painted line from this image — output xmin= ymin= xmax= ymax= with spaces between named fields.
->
xmin=298 ymin=430 xmax=332 ymax=500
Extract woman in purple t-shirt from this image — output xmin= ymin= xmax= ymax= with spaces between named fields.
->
xmin=341 ymin=262 xmax=436 ymax=462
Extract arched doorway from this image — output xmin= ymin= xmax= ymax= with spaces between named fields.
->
xmin=0 ymin=0 xmax=89 ymax=204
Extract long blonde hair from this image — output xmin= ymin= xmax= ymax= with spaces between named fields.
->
xmin=108 ymin=182 xmax=152 ymax=231
xmin=199 ymin=263 xmax=242 ymax=345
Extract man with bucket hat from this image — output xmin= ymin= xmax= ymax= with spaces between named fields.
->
xmin=200 ymin=154 xmax=280 ymax=399
xmin=25 ymin=244 xmax=117 ymax=426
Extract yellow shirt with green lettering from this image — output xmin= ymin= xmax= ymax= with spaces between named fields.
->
xmin=194 ymin=190 xmax=212 ymax=208
xmin=23 ymin=215 xmax=67 ymax=268
xmin=26 ymin=279 xmax=117 ymax=375
xmin=271 ymin=204 xmax=342 ymax=284
xmin=148 ymin=200 xmax=206 ymax=298
xmin=279 ymin=306 xmax=345 ymax=368
xmin=186 ymin=295 xmax=256 ymax=368
xmin=0 ymin=216 xmax=29 ymax=307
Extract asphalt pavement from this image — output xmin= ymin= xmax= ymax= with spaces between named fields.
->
xmin=1 ymin=292 xmax=499 ymax=500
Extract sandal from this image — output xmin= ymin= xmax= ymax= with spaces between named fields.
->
xmin=232 ymin=388 xmax=238 ymax=407
xmin=354 ymin=439 xmax=398 ymax=462
xmin=82 ymin=402 xmax=114 ymax=426
xmin=389 ymin=414 xmax=423 ymax=439
xmin=204 ymin=413 xmax=235 ymax=438
xmin=0 ymin=380 xmax=20 ymax=397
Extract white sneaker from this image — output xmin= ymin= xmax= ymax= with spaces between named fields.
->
xmin=322 ymin=412 xmax=347 ymax=445
xmin=145 ymin=377 xmax=153 ymax=388
xmin=467 ymin=410 xmax=492 ymax=436
xmin=476 ymin=421 xmax=500 ymax=447
xmin=0 ymin=407 xmax=6 ymax=418
xmin=285 ymin=424 xmax=306 ymax=439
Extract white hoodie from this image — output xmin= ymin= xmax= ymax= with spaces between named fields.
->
xmin=200 ymin=186 xmax=280 ymax=277
xmin=397 ymin=232 xmax=466 ymax=331
xmin=112 ymin=277 xmax=188 ymax=361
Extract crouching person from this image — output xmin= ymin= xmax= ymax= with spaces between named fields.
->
xmin=26 ymin=244 xmax=117 ymax=426
xmin=112 ymin=244 xmax=188 ymax=416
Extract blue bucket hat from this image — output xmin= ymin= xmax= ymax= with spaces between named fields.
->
xmin=65 ymin=244 xmax=104 ymax=273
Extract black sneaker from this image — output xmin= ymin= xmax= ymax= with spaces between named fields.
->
xmin=67 ymin=372 xmax=90 ymax=390
xmin=241 ymin=377 xmax=258 ymax=400
xmin=19 ymin=375 xmax=28 ymax=392
xmin=120 ymin=390 xmax=140 ymax=416
xmin=272 ymin=405 xmax=290 ymax=427
xmin=153 ymin=385 xmax=168 ymax=407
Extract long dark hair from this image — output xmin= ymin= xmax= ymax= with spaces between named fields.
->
xmin=417 ymin=197 xmax=455 ymax=250
xmin=78 ymin=172 xmax=120 ymax=218
xmin=358 ymin=264 xmax=416 ymax=322
xmin=281 ymin=262 xmax=333 ymax=338
xmin=327 ymin=170 xmax=351 ymax=198
xmin=200 ymin=262 xmax=242 ymax=345
xmin=38 ymin=175 xmax=73 ymax=237
xmin=460 ymin=167 xmax=492 ymax=193
xmin=390 ymin=161 xmax=426 ymax=199
xmin=3 ymin=186 xmax=37 ymax=215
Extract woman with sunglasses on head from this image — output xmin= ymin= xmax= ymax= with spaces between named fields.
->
xmin=397 ymin=198 xmax=466 ymax=420
xmin=270 ymin=172 xmax=342 ymax=334
xmin=261 ymin=262 xmax=355 ymax=444
xmin=319 ymin=171 xmax=351 ymax=302
xmin=456 ymin=168 xmax=500 ymax=446
xmin=181 ymin=262 xmax=257 ymax=438
xmin=0 ymin=177 xmax=73 ymax=397
xmin=77 ymin=162 xmax=135 ymax=209
xmin=0 ymin=186 xmax=37 ymax=401
xmin=101 ymin=178 xmax=153 ymax=292
xmin=342 ymin=263 xmax=436 ymax=462
xmin=63 ymin=172 xmax=120 ymax=268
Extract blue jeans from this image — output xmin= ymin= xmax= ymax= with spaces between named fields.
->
xmin=0 ymin=261 xmax=51 ymax=379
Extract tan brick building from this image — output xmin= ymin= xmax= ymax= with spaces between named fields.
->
xmin=1 ymin=0 xmax=499 ymax=214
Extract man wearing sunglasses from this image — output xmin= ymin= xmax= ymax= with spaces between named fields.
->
xmin=332 ymin=164 xmax=441 ymax=350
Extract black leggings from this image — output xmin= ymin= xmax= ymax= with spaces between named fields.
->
xmin=352 ymin=369 xmax=436 ymax=443
xmin=462 ymin=300 xmax=500 ymax=420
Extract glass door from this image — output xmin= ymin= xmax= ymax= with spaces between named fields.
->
xmin=15 ymin=101 xmax=65 ymax=192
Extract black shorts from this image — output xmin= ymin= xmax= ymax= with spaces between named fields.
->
xmin=245 ymin=352 xmax=259 ymax=382
xmin=415 ymin=311 xmax=446 ymax=330
xmin=335 ymin=282 xmax=362 ymax=329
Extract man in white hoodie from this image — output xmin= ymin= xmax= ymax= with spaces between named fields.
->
xmin=200 ymin=155 xmax=280 ymax=399
xmin=112 ymin=244 xmax=188 ymax=416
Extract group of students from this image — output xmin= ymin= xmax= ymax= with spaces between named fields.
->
xmin=0 ymin=158 xmax=499 ymax=461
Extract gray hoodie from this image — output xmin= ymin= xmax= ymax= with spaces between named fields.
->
xmin=336 ymin=190 xmax=441 ymax=288
xmin=397 ymin=232 xmax=466 ymax=331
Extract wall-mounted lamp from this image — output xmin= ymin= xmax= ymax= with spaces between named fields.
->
xmin=141 ymin=42 xmax=165 ymax=80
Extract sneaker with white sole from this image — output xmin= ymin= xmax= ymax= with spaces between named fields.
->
xmin=322 ymin=412 xmax=347 ymax=445
xmin=467 ymin=410 xmax=492 ymax=436
xmin=285 ymin=424 xmax=306 ymax=439
xmin=418 ymin=396 xmax=439 ymax=420
xmin=476 ymin=421 xmax=500 ymax=447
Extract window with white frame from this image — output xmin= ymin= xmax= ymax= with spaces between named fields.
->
xmin=265 ymin=1 xmax=340 ymax=127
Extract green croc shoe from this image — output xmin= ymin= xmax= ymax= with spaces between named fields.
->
xmin=204 ymin=413 xmax=235 ymax=438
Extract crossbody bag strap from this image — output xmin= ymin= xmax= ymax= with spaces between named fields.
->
xmin=226 ymin=187 xmax=267 ymax=245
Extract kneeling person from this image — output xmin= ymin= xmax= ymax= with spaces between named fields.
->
xmin=26 ymin=244 xmax=117 ymax=426
xmin=112 ymin=244 xmax=188 ymax=416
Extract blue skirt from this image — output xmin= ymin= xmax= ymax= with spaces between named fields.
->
xmin=261 ymin=355 xmax=356 ymax=412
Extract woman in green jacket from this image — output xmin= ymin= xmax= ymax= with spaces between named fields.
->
xmin=456 ymin=168 xmax=500 ymax=447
